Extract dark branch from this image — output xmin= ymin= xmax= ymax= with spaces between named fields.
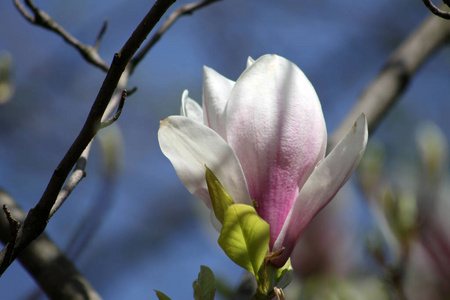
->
xmin=130 ymin=0 xmax=221 ymax=71
xmin=13 ymin=0 xmax=110 ymax=71
xmin=0 ymin=190 xmax=101 ymax=299
xmin=2 ymin=205 xmax=20 ymax=238
xmin=422 ymin=0 xmax=450 ymax=20
xmin=100 ymin=89 xmax=128 ymax=128
xmin=50 ymin=88 xmax=131 ymax=220
xmin=12 ymin=0 xmax=33 ymax=22
xmin=94 ymin=19 xmax=109 ymax=51
xmin=49 ymin=154 xmax=88 ymax=219
xmin=328 ymin=11 xmax=450 ymax=151
xmin=0 ymin=0 xmax=176 ymax=275
xmin=50 ymin=72 xmax=131 ymax=220
xmin=1 ymin=205 xmax=20 ymax=268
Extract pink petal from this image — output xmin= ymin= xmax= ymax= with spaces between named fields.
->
xmin=225 ymin=54 xmax=327 ymax=247
xmin=202 ymin=66 xmax=235 ymax=139
xmin=271 ymin=114 xmax=368 ymax=267
xmin=158 ymin=116 xmax=252 ymax=208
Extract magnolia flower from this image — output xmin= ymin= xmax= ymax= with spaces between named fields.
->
xmin=158 ymin=54 xmax=368 ymax=268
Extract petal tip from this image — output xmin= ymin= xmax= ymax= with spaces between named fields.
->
xmin=354 ymin=113 xmax=366 ymax=126
xmin=203 ymin=65 xmax=213 ymax=74
xmin=246 ymin=56 xmax=255 ymax=68
xmin=159 ymin=116 xmax=172 ymax=128
xmin=353 ymin=114 xmax=368 ymax=138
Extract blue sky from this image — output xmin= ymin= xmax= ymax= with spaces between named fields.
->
xmin=0 ymin=0 xmax=449 ymax=298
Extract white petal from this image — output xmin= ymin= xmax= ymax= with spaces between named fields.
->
xmin=246 ymin=56 xmax=255 ymax=68
xmin=272 ymin=114 xmax=368 ymax=267
xmin=202 ymin=66 xmax=235 ymax=139
xmin=158 ymin=116 xmax=252 ymax=208
xmin=180 ymin=90 xmax=203 ymax=122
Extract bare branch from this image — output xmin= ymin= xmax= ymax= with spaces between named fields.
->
xmin=130 ymin=0 xmax=222 ymax=70
xmin=328 ymin=12 xmax=450 ymax=151
xmin=50 ymin=70 xmax=131 ymax=218
xmin=13 ymin=0 xmax=109 ymax=71
xmin=2 ymin=205 xmax=20 ymax=238
xmin=49 ymin=149 xmax=89 ymax=219
xmin=0 ymin=205 xmax=20 ymax=267
xmin=0 ymin=190 xmax=101 ymax=299
xmin=422 ymin=0 xmax=450 ymax=20
xmin=99 ymin=86 xmax=137 ymax=129
xmin=100 ymin=89 xmax=128 ymax=129
xmin=30 ymin=0 xmax=220 ymax=226
xmin=0 ymin=0 xmax=177 ymax=275
xmin=12 ymin=0 xmax=34 ymax=22
xmin=94 ymin=19 xmax=109 ymax=51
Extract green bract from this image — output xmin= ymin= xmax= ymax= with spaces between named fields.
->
xmin=218 ymin=204 xmax=270 ymax=279
xmin=205 ymin=166 xmax=234 ymax=224
xmin=206 ymin=167 xmax=270 ymax=289
xmin=273 ymin=259 xmax=294 ymax=289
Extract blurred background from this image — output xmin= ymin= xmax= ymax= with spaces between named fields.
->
xmin=0 ymin=0 xmax=449 ymax=299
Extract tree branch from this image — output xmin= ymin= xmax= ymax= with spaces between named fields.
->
xmin=422 ymin=0 xmax=450 ymax=20
xmin=328 ymin=11 xmax=450 ymax=151
xmin=94 ymin=19 xmax=109 ymax=51
xmin=0 ymin=190 xmax=101 ymax=299
xmin=50 ymin=69 xmax=131 ymax=220
xmin=100 ymin=89 xmax=128 ymax=129
xmin=130 ymin=0 xmax=221 ymax=71
xmin=13 ymin=0 xmax=110 ymax=71
xmin=33 ymin=0 xmax=221 ymax=221
xmin=35 ymin=0 xmax=221 ymax=225
xmin=0 ymin=0 xmax=176 ymax=275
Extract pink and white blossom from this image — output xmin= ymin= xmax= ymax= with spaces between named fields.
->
xmin=158 ymin=54 xmax=368 ymax=268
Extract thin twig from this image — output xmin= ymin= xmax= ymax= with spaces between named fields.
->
xmin=8 ymin=0 xmax=220 ymax=250
xmin=0 ymin=0 xmax=177 ymax=275
xmin=94 ymin=19 xmax=109 ymax=51
xmin=12 ymin=0 xmax=34 ymax=22
xmin=422 ymin=0 xmax=450 ymax=20
xmin=130 ymin=0 xmax=222 ymax=71
xmin=328 ymin=11 xmax=450 ymax=151
xmin=2 ymin=205 xmax=20 ymax=237
xmin=65 ymin=163 xmax=120 ymax=261
xmin=41 ymin=0 xmax=219 ymax=224
xmin=50 ymin=71 xmax=131 ymax=218
xmin=1 ymin=205 xmax=20 ymax=268
xmin=100 ymin=89 xmax=128 ymax=129
xmin=13 ymin=0 xmax=109 ymax=71
xmin=49 ymin=148 xmax=89 ymax=219
xmin=99 ymin=86 xmax=137 ymax=129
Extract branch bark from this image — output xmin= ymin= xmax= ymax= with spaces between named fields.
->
xmin=50 ymin=69 xmax=130 ymax=219
xmin=421 ymin=0 xmax=450 ymax=20
xmin=0 ymin=190 xmax=101 ymax=300
xmin=328 ymin=11 xmax=450 ymax=151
